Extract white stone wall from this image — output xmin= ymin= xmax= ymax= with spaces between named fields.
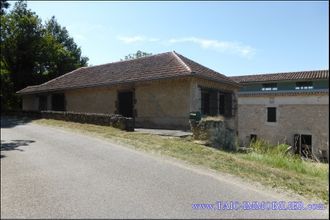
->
xmin=237 ymin=94 xmax=329 ymax=159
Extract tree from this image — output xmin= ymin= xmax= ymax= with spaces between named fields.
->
xmin=40 ymin=16 xmax=88 ymax=80
xmin=1 ymin=1 xmax=45 ymax=92
xmin=0 ymin=0 xmax=9 ymax=15
xmin=0 ymin=1 xmax=88 ymax=110
xmin=123 ymin=50 xmax=152 ymax=60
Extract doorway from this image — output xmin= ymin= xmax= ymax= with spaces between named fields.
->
xmin=118 ymin=91 xmax=134 ymax=117
xmin=38 ymin=95 xmax=48 ymax=111
xmin=51 ymin=93 xmax=65 ymax=111
xmin=294 ymin=134 xmax=312 ymax=158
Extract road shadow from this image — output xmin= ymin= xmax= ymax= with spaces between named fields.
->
xmin=1 ymin=116 xmax=36 ymax=128
xmin=0 ymin=140 xmax=35 ymax=159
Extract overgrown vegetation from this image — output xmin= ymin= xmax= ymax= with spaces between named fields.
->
xmin=34 ymin=119 xmax=329 ymax=203
xmin=209 ymin=127 xmax=237 ymax=151
xmin=244 ymin=139 xmax=326 ymax=179
xmin=249 ymin=138 xmax=290 ymax=155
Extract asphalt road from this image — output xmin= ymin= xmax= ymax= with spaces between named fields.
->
xmin=1 ymin=117 xmax=328 ymax=219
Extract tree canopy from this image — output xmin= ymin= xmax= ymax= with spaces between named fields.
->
xmin=123 ymin=50 xmax=152 ymax=61
xmin=0 ymin=0 xmax=88 ymax=110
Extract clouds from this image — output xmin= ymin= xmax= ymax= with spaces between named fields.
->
xmin=117 ymin=35 xmax=160 ymax=44
xmin=169 ymin=37 xmax=256 ymax=58
xmin=117 ymin=35 xmax=256 ymax=58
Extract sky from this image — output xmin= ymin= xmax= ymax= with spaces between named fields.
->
xmin=9 ymin=1 xmax=329 ymax=76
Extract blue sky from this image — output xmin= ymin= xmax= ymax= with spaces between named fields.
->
xmin=11 ymin=1 xmax=330 ymax=76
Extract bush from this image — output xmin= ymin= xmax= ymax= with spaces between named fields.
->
xmin=210 ymin=127 xmax=237 ymax=151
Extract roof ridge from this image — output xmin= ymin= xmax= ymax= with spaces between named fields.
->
xmin=84 ymin=51 xmax=173 ymax=70
xmin=174 ymin=52 xmax=239 ymax=85
xmin=17 ymin=51 xmax=242 ymax=94
xmin=171 ymin=51 xmax=192 ymax=72
xmin=231 ymin=69 xmax=329 ymax=78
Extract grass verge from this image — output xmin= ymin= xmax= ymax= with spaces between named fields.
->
xmin=34 ymin=119 xmax=329 ymax=203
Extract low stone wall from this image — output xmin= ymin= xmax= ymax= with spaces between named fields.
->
xmin=2 ymin=110 xmax=42 ymax=118
xmin=190 ymin=117 xmax=237 ymax=151
xmin=40 ymin=111 xmax=134 ymax=131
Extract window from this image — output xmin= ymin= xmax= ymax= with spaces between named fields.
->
xmin=219 ymin=94 xmax=225 ymax=115
xmin=200 ymin=88 xmax=234 ymax=117
xmin=201 ymin=91 xmax=210 ymax=115
xmin=267 ymin=107 xmax=276 ymax=122
xmin=295 ymin=81 xmax=313 ymax=90
xmin=261 ymin=83 xmax=277 ymax=91
xmin=224 ymin=93 xmax=233 ymax=117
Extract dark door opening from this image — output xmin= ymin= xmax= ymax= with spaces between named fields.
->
xmin=301 ymin=134 xmax=312 ymax=158
xmin=118 ymin=91 xmax=134 ymax=117
xmin=51 ymin=93 xmax=65 ymax=111
xmin=294 ymin=134 xmax=312 ymax=159
xmin=250 ymin=134 xmax=257 ymax=143
xmin=38 ymin=95 xmax=47 ymax=111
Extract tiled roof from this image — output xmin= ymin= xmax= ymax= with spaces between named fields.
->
xmin=237 ymin=89 xmax=329 ymax=97
xmin=17 ymin=51 xmax=238 ymax=94
xmin=230 ymin=70 xmax=329 ymax=83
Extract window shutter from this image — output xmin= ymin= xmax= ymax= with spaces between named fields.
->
xmin=231 ymin=93 xmax=237 ymax=117
xmin=224 ymin=93 xmax=232 ymax=117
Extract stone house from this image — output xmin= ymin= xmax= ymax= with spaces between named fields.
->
xmin=17 ymin=51 xmax=239 ymax=130
xmin=231 ymin=70 xmax=329 ymax=161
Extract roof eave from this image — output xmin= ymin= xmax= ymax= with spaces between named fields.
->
xmin=192 ymin=72 xmax=240 ymax=88
xmin=17 ymin=73 xmax=240 ymax=95
xmin=16 ymin=74 xmax=193 ymax=95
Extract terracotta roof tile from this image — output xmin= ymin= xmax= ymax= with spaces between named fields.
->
xmin=17 ymin=51 xmax=238 ymax=94
xmin=237 ymin=89 xmax=329 ymax=97
xmin=230 ymin=70 xmax=329 ymax=83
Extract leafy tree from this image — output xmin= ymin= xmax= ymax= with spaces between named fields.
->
xmin=0 ymin=0 xmax=9 ymax=15
xmin=0 ymin=1 xmax=88 ymax=110
xmin=40 ymin=16 xmax=88 ymax=80
xmin=123 ymin=50 xmax=152 ymax=60
xmin=1 ymin=1 xmax=45 ymax=92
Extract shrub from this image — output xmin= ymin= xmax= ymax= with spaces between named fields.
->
xmin=210 ymin=127 xmax=237 ymax=151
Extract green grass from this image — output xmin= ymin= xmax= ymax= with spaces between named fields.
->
xmin=34 ymin=119 xmax=329 ymax=203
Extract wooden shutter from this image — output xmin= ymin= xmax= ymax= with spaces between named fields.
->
xmin=224 ymin=93 xmax=232 ymax=117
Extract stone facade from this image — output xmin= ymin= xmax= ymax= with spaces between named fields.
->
xmin=237 ymin=94 xmax=329 ymax=160
xmin=22 ymin=94 xmax=39 ymax=111
xmin=190 ymin=116 xmax=237 ymax=150
xmin=189 ymin=78 xmax=238 ymax=132
xmin=66 ymin=87 xmax=117 ymax=114
xmin=21 ymin=77 xmax=237 ymax=130
xmin=134 ymin=79 xmax=191 ymax=129
xmin=41 ymin=111 xmax=134 ymax=131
